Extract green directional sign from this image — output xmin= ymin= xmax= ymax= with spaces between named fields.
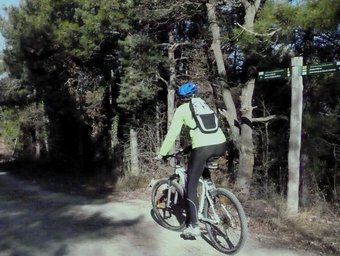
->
xmin=258 ymin=68 xmax=291 ymax=80
xmin=302 ymin=62 xmax=340 ymax=76
xmin=258 ymin=61 xmax=339 ymax=80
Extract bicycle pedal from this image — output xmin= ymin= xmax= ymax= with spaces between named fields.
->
xmin=157 ymin=202 xmax=166 ymax=208
xmin=180 ymin=233 xmax=197 ymax=240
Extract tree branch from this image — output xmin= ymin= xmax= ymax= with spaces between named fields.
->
xmin=236 ymin=22 xmax=280 ymax=37
xmin=253 ymin=115 xmax=288 ymax=122
xmin=156 ymin=72 xmax=168 ymax=86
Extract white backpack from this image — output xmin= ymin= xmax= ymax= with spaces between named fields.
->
xmin=189 ymin=97 xmax=219 ymax=134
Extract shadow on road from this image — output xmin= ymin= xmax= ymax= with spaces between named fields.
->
xmin=0 ymin=172 xmax=144 ymax=256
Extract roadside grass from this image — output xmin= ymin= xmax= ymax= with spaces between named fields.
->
xmin=287 ymin=207 xmax=340 ymax=252
xmin=115 ymin=172 xmax=151 ymax=192
xmin=245 ymin=194 xmax=340 ymax=256
xmin=206 ymin=170 xmax=340 ymax=255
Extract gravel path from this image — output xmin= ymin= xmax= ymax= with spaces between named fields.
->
xmin=0 ymin=171 xmax=319 ymax=256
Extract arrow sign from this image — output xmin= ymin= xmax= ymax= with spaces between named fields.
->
xmin=303 ymin=62 xmax=340 ymax=75
xmin=258 ymin=61 xmax=339 ymax=80
xmin=258 ymin=68 xmax=291 ymax=80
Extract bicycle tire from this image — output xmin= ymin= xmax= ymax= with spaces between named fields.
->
xmin=203 ymin=188 xmax=248 ymax=254
xmin=151 ymin=178 xmax=187 ymax=231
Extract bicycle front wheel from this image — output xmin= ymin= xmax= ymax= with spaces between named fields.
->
xmin=204 ymin=188 xmax=248 ymax=254
xmin=151 ymin=179 xmax=187 ymax=231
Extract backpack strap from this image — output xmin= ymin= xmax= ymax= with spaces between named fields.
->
xmin=189 ymin=98 xmax=198 ymax=131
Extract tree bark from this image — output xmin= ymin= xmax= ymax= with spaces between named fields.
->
xmin=168 ymin=31 xmax=176 ymax=130
xmin=241 ymin=0 xmax=261 ymax=30
xmin=206 ymin=1 xmax=239 ymax=145
xmin=166 ymin=31 xmax=177 ymax=162
xmin=236 ymin=79 xmax=255 ymax=196
xmin=130 ymin=128 xmax=139 ymax=175
xmin=156 ymin=105 xmax=161 ymax=153
xmin=34 ymin=128 xmax=41 ymax=160
xmin=207 ymin=0 xmax=257 ymax=198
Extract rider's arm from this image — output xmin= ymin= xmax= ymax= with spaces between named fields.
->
xmin=159 ymin=106 xmax=185 ymax=156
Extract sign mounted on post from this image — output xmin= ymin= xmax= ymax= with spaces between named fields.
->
xmin=258 ymin=68 xmax=290 ymax=80
xmin=258 ymin=61 xmax=339 ymax=80
xmin=303 ymin=62 xmax=340 ymax=75
xmin=257 ymin=58 xmax=339 ymax=216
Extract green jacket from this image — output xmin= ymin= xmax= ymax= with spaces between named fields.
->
xmin=159 ymin=101 xmax=227 ymax=156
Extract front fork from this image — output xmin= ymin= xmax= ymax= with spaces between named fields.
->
xmin=166 ymin=181 xmax=179 ymax=207
xmin=198 ymin=185 xmax=221 ymax=225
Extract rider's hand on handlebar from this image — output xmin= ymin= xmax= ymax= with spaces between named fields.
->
xmin=181 ymin=145 xmax=192 ymax=155
xmin=154 ymin=154 xmax=167 ymax=162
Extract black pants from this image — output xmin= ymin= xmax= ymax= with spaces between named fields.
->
xmin=185 ymin=142 xmax=227 ymax=226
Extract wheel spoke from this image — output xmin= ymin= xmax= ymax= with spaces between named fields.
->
xmin=151 ymin=180 xmax=186 ymax=231
xmin=204 ymin=188 xmax=247 ymax=254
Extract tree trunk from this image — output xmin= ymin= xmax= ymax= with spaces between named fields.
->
xmin=236 ymin=79 xmax=255 ymax=196
xmin=156 ymin=104 xmax=161 ymax=153
xmin=207 ymin=0 xmax=261 ymax=198
xmin=206 ymin=1 xmax=239 ymax=145
xmin=34 ymin=128 xmax=41 ymax=160
xmin=168 ymin=31 xmax=176 ymax=129
xmin=166 ymin=31 xmax=177 ymax=161
xmin=43 ymin=115 xmax=49 ymax=159
xmin=130 ymin=128 xmax=139 ymax=175
xmin=287 ymin=57 xmax=303 ymax=215
xmin=241 ymin=0 xmax=261 ymax=30
xmin=167 ymin=89 xmax=175 ymax=129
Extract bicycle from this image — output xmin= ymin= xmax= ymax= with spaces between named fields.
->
xmin=151 ymin=151 xmax=248 ymax=254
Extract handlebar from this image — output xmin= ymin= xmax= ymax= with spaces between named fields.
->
xmin=163 ymin=145 xmax=192 ymax=160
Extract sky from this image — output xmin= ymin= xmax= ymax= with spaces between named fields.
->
xmin=0 ymin=0 xmax=21 ymax=51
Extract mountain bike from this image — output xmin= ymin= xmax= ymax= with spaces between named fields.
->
xmin=151 ymin=151 xmax=248 ymax=254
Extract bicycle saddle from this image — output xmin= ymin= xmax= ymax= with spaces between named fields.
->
xmin=205 ymin=157 xmax=219 ymax=169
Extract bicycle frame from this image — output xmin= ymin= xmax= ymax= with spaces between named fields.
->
xmin=197 ymin=178 xmax=221 ymax=225
xmin=170 ymin=163 xmax=221 ymax=226
xmin=164 ymin=165 xmax=185 ymax=208
xmin=154 ymin=152 xmax=248 ymax=254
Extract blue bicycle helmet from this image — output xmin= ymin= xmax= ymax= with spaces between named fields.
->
xmin=176 ymin=82 xmax=198 ymax=98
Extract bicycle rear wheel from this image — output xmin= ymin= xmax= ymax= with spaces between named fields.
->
xmin=151 ymin=179 xmax=187 ymax=231
xmin=203 ymin=188 xmax=247 ymax=254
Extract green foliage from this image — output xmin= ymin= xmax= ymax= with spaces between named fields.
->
xmin=0 ymin=0 xmax=134 ymax=60
xmin=0 ymin=77 xmax=31 ymax=105
xmin=110 ymin=115 xmax=119 ymax=148
xmin=0 ymin=102 xmax=47 ymax=155
xmin=296 ymin=0 xmax=340 ymax=31
xmin=19 ymin=102 xmax=46 ymax=130
xmin=117 ymin=33 xmax=166 ymax=112
xmin=0 ymin=107 xmax=21 ymax=149
xmin=0 ymin=0 xmax=339 ymax=202
xmin=256 ymin=1 xmax=297 ymax=36
xmin=0 ymin=55 xmax=5 ymax=75
xmin=117 ymin=66 xmax=160 ymax=111
xmin=303 ymin=74 xmax=340 ymax=166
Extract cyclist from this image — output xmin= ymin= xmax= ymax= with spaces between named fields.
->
xmin=157 ymin=82 xmax=227 ymax=238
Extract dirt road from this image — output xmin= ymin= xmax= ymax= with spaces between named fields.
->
xmin=0 ymin=171 xmax=319 ymax=256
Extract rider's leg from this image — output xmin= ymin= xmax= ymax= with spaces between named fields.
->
xmin=185 ymin=147 xmax=207 ymax=226
xmin=184 ymin=142 xmax=227 ymax=229
xmin=182 ymin=142 xmax=227 ymax=237
xmin=182 ymin=149 xmax=205 ymax=237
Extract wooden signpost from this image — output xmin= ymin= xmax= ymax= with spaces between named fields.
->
xmin=258 ymin=61 xmax=340 ymax=80
xmin=258 ymin=58 xmax=339 ymax=215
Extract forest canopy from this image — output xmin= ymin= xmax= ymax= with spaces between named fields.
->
xmin=0 ymin=0 xmax=339 ymax=205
